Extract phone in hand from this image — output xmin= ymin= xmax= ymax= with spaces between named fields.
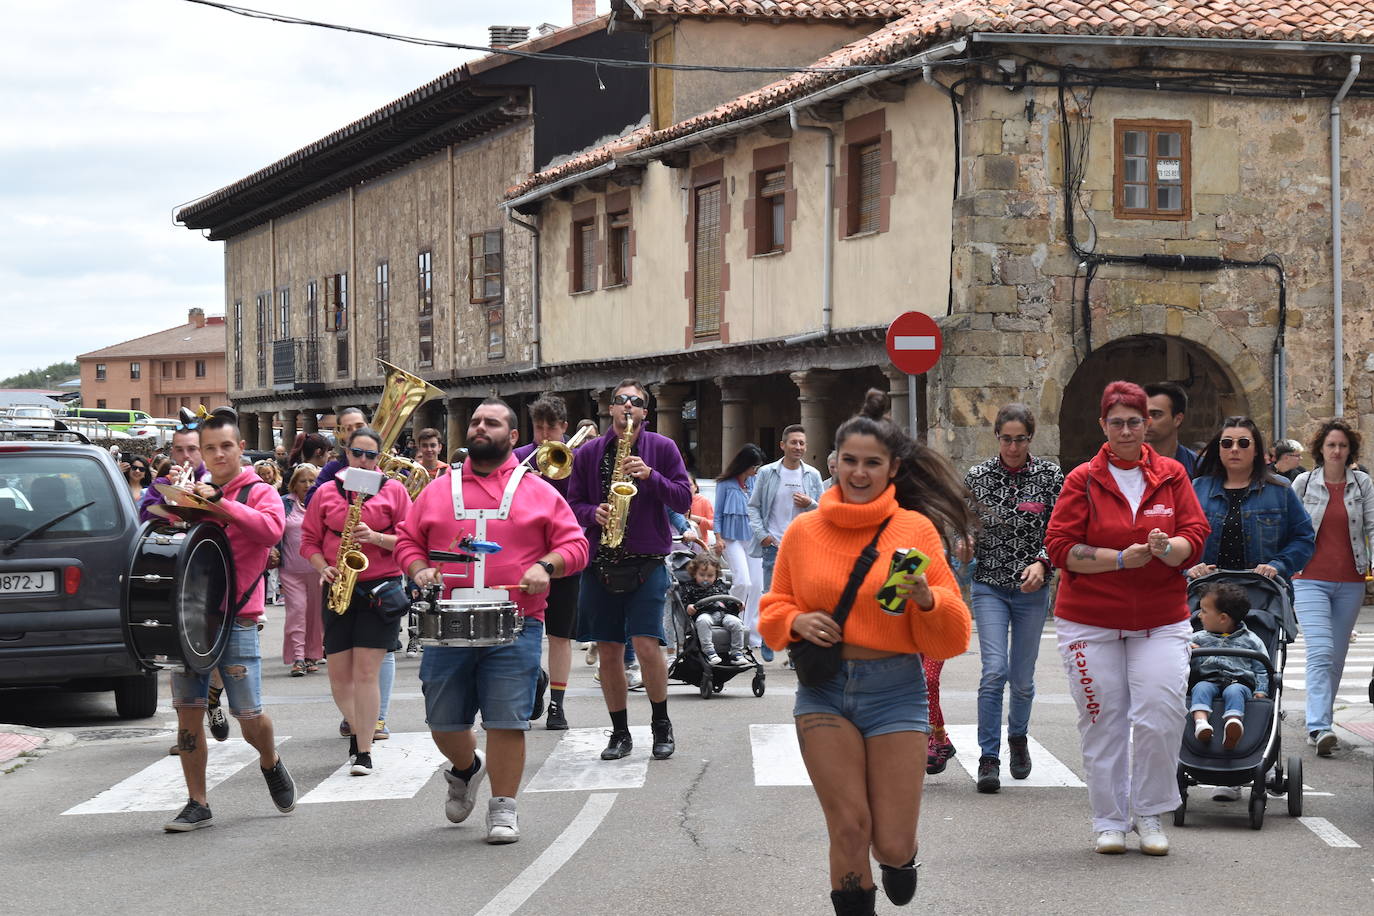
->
xmin=876 ymin=548 xmax=931 ymax=614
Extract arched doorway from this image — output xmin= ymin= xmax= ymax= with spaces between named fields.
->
xmin=1059 ymin=335 xmax=1250 ymax=469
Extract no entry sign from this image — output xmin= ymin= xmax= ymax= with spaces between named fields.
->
xmin=885 ymin=311 xmax=943 ymax=375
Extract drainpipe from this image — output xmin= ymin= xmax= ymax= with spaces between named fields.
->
xmin=506 ymin=210 xmax=541 ymax=372
xmin=1332 ymin=54 xmax=1361 ymax=418
xmin=784 ymin=105 xmax=835 ymax=346
xmin=922 ymin=66 xmax=963 ymax=198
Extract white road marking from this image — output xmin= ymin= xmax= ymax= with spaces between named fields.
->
xmin=474 ymin=793 xmax=618 ymax=916
xmin=750 ymin=723 xmax=810 ymax=786
xmin=944 ymin=725 xmax=1086 ymax=788
xmin=893 ymin=335 xmax=937 ymax=351
xmin=1299 ymin=816 xmax=1361 ymax=848
xmin=523 ymin=727 xmax=651 ymax=793
xmin=297 ymin=732 xmax=448 ymax=804
xmin=1282 ymin=678 xmax=1370 ymax=690
xmin=1301 ymin=783 xmax=1335 ymax=798
xmin=63 ymin=737 xmax=289 ymax=815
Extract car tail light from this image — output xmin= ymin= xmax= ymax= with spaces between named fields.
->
xmin=64 ymin=566 xmax=81 ymax=595
xmin=0 ymin=445 xmax=31 ymax=452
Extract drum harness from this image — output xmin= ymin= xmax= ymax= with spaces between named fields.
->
xmin=445 ymin=463 xmax=529 ymax=603
xmin=216 ymin=479 xmax=269 ymax=621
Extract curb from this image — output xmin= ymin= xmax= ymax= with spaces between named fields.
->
xmin=0 ymin=724 xmax=78 ymax=772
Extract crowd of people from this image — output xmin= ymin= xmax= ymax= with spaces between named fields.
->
xmin=120 ymin=376 xmax=1371 ymax=916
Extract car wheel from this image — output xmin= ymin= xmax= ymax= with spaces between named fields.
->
xmin=114 ymin=671 xmax=158 ymax=719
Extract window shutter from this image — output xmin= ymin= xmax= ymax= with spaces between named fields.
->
xmin=760 ymin=170 xmax=785 ymax=196
xmin=856 ymin=143 xmax=882 ymax=234
xmin=693 ymin=183 xmax=721 ymax=337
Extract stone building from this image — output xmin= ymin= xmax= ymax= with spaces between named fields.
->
xmin=76 ymin=309 xmax=228 ymax=417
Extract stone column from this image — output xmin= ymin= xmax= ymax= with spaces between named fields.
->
xmin=302 ymin=410 xmax=319 ymax=434
xmin=884 ymin=367 xmax=910 ymax=435
xmin=282 ymin=409 xmax=299 ymax=449
xmin=239 ymin=411 xmax=259 ymax=448
xmin=651 ymin=382 xmax=691 ymax=444
xmin=716 ymin=376 xmax=752 ymax=468
xmin=790 ymin=370 xmax=834 ymax=469
xmin=258 ymin=411 xmax=275 ymax=451
xmin=594 ymin=388 xmax=614 ymax=434
xmin=446 ymin=397 xmax=472 ymax=459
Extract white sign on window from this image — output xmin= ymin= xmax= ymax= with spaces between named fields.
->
xmin=1157 ymin=160 xmax=1181 ymax=181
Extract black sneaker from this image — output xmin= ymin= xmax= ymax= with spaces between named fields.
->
xmin=262 ymin=756 xmax=297 ymax=812
xmin=530 ymin=668 xmax=549 ymax=721
xmin=976 ymin=756 xmax=1001 ymax=794
xmin=545 ymin=701 xmax=568 ymax=731
xmin=879 ymin=857 xmax=920 ymax=906
xmin=651 ymin=718 xmax=675 ymax=760
xmin=601 ymin=730 xmax=633 ymax=760
xmin=1008 ymin=735 xmax=1032 ymax=780
xmin=350 ymin=752 xmax=374 ymax=776
xmin=207 ymin=704 xmax=230 ymax=742
xmin=164 ymin=798 xmax=213 ymax=832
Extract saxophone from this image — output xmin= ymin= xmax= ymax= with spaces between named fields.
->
xmin=328 ymin=490 xmax=370 ymax=614
xmin=601 ymin=414 xmax=639 ymax=548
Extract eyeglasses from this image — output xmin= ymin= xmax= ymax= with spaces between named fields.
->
xmin=1105 ymin=417 xmax=1146 ymax=430
xmin=997 ymin=435 xmax=1032 ymax=445
xmin=1219 ymin=437 xmax=1253 ymax=450
xmin=349 ymin=447 xmax=380 ymax=459
xmin=613 ymin=394 xmax=647 ymax=408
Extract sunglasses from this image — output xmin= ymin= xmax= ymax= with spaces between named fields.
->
xmin=997 ymin=435 xmax=1032 ymax=445
xmin=1219 ymin=437 xmax=1253 ymax=450
xmin=613 ymin=394 xmax=646 ymax=408
xmin=349 ymin=447 xmax=380 ymax=459
xmin=1105 ymin=417 xmax=1146 ymax=430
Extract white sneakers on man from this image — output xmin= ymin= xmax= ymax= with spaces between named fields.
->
xmin=1133 ymin=815 xmax=1169 ymax=855
xmin=1094 ymin=830 xmax=1125 ymax=854
xmin=487 ymin=796 xmax=519 ymax=844
xmin=443 ymin=749 xmax=486 ymax=824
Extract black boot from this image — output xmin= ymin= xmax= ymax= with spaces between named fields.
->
xmin=879 ymin=857 xmax=920 ymax=906
xmin=830 ymin=886 xmax=876 ymax=916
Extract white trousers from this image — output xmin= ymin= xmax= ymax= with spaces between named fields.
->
xmin=721 ymin=539 xmax=765 ymax=647
xmin=1056 ymin=618 xmax=1191 ymax=833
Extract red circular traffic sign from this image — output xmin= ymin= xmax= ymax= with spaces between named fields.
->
xmin=885 ymin=311 xmax=943 ymax=375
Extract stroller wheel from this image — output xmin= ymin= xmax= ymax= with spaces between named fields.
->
xmin=1287 ymin=756 xmax=1304 ymax=818
xmin=752 ymin=675 xmax=765 ymax=697
xmin=1248 ymin=776 xmax=1267 ymax=830
xmin=1173 ymin=795 xmax=1187 ymax=828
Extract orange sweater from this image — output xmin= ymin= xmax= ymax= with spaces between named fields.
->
xmin=758 ymin=486 xmax=970 ymax=660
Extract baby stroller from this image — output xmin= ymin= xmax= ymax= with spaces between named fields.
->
xmin=664 ymin=549 xmax=766 ymax=699
xmin=1174 ymin=570 xmax=1301 ymax=830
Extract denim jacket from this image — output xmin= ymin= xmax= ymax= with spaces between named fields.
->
xmin=1192 ymin=475 xmax=1315 ymax=579
xmin=1292 ymin=467 xmax=1374 ymax=575
xmin=746 ymin=458 xmax=823 ymax=556
xmin=1191 ymin=624 xmax=1270 ymax=694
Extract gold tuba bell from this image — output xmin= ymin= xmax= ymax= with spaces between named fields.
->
xmin=523 ymin=423 xmax=595 ymax=480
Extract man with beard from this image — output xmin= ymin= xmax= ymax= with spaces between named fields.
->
xmin=395 ymin=398 xmax=588 ymax=844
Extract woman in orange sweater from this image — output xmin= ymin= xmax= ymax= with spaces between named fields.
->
xmin=760 ymin=390 xmax=974 ymax=916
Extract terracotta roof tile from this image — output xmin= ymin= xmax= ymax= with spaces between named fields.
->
xmin=631 ymin=1 xmax=915 ymax=20
xmin=77 ymin=319 xmax=227 ymax=360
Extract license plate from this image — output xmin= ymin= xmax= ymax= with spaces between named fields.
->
xmin=0 ymin=571 xmax=56 ymax=594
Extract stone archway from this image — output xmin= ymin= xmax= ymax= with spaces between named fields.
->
xmin=1058 ymin=334 xmax=1252 ymax=469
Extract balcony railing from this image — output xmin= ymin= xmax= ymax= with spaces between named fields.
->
xmin=273 ymin=337 xmax=320 ymax=388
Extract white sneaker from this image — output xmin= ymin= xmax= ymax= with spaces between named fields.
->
xmin=705 ymin=653 xmax=723 ymax=667
xmin=1222 ymin=716 xmax=1244 ymax=749
xmin=443 ymin=749 xmax=486 ymax=824
xmin=1194 ymin=718 xmax=1213 ymax=742
xmin=584 ymin=643 xmax=598 ymax=665
xmin=486 ymin=796 xmax=519 ymax=844
xmin=1211 ymin=785 xmax=1242 ymax=802
xmin=1094 ymin=829 xmax=1126 ymax=854
xmin=1133 ymin=815 xmax=1169 ymax=856
xmin=626 ymin=664 xmax=643 ymax=690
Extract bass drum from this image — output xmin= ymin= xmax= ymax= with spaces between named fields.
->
xmin=122 ymin=520 xmax=237 ymax=673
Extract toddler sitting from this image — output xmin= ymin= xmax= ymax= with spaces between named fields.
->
xmin=680 ymin=555 xmax=748 ymax=666
xmin=1190 ymin=582 xmax=1269 ymax=749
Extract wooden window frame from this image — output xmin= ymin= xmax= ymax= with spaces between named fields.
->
xmin=129 ymin=361 xmax=140 ymax=380
xmin=683 ymin=159 xmax=731 ymax=345
xmin=305 ymin=281 xmax=319 ymax=340
xmin=745 ymin=143 xmax=794 ymax=257
xmin=649 ymin=26 xmax=675 ymax=132
xmin=567 ymin=199 xmax=599 ymax=295
xmin=837 ymin=109 xmax=896 ymax=238
xmin=604 ymin=189 xmax=634 ymax=288
xmin=254 ymin=293 xmax=267 ymax=388
xmin=468 ymin=232 xmax=503 ymax=304
xmin=130 ymin=397 xmax=140 ymax=411
xmin=417 ymin=249 xmax=434 ymax=367
xmin=195 ymin=359 xmax=206 ymax=378
xmin=1113 ymin=119 xmax=1192 ymax=221
xmin=95 ymin=363 xmax=106 ymax=381
xmin=232 ymin=300 xmax=242 ymax=389
xmin=175 ymin=360 xmax=185 ymax=379
xmin=375 ymin=259 xmax=390 ymax=363
xmin=277 ymin=287 xmax=290 ymax=339
xmin=96 ymin=399 xmax=106 ymax=409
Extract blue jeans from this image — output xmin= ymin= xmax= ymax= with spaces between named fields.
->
xmin=420 ymin=620 xmax=544 ymax=731
xmin=1189 ymin=680 xmax=1252 ymax=718
xmin=171 ymin=621 xmax=263 ymax=718
xmin=761 ymin=543 xmax=779 ymax=591
xmin=378 ymin=649 xmax=396 ymax=720
xmin=972 ymin=582 xmax=1050 ymax=758
xmin=793 ymin=653 xmax=930 ymax=738
xmin=1293 ymin=578 xmax=1366 ymax=732
xmin=576 ymin=564 xmax=670 ymax=644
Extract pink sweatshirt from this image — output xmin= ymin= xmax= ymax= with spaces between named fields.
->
xmin=394 ymin=455 xmax=589 ymax=622
xmin=215 ymin=467 xmax=287 ymax=621
xmin=299 ymin=475 xmax=411 ymax=580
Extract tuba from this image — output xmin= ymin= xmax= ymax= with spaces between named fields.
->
xmin=327 ymin=360 xmax=443 ymax=612
xmin=522 ymin=423 xmax=595 ymax=480
xmin=601 ymin=414 xmax=638 ymax=548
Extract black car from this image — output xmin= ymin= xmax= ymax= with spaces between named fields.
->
xmin=0 ymin=429 xmax=157 ymax=717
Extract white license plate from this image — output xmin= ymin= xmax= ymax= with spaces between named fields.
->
xmin=0 ymin=571 xmax=56 ymax=594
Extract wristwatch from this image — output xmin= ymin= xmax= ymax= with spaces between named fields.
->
xmin=537 ymin=560 xmax=555 ymax=576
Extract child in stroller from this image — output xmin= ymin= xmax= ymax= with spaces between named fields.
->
xmin=1189 ymin=582 xmax=1269 ymax=749
xmin=681 ymin=555 xmax=750 ymax=667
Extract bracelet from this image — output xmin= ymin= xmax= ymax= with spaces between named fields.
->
xmin=1116 ymin=550 xmax=1125 ymax=570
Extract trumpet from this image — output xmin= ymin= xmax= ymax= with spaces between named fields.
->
xmin=521 ymin=424 xmax=595 ymax=480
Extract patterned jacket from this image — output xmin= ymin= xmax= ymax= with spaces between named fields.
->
xmin=965 ymin=456 xmax=1065 ymax=592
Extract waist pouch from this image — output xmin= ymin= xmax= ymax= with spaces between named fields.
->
xmin=367 ymin=578 xmax=411 ymax=622
xmin=596 ymin=558 xmax=662 ymax=595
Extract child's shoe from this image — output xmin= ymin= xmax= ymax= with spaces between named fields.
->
xmin=1194 ymin=718 xmax=1213 ymax=742
xmin=705 ymin=652 xmax=723 ymax=666
xmin=1222 ymin=716 xmax=1244 ymax=749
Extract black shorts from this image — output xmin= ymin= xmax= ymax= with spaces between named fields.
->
xmin=323 ymin=576 xmax=403 ymax=655
xmin=544 ymin=573 xmax=580 ymax=640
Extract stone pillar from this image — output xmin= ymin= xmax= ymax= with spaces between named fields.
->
xmin=282 ymin=409 xmax=299 ymax=449
xmin=302 ymin=411 xmax=319 ymax=434
xmin=258 ymin=411 xmax=275 ymax=451
xmin=446 ymin=397 xmax=472 ymax=459
xmin=594 ymin=388 xmax=614 ymax=434
xmin=790 ymin=370 xmax=835 ymax=469
xmin=884 ymin=367 xmax=910 ymax=435
xmin=239 ymin=411 xmax=259 ymax=448
xmin=716 ymin=376 xmax=752 ymax=468
xmin=651 ymin=382 xmax=691 ymax=444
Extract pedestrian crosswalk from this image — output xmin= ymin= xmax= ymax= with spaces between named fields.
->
xmin=1277 ymin=634 xmax=1372 ymax=703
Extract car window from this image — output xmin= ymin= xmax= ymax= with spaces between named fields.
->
xmin=0 ymin=455 xmax=122 ymax=539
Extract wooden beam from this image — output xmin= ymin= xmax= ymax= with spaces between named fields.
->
xmin=762 ymin=119 xmax=794 ymax=139
xmin=657 ymin=151 xmax=691 ymax=169
xmin=610 ymin=166 xmax=645 ymax=187
xmin=804 ymin=100 xmax=845 ymax=123
xmin=705 ymin=136 xmax=736 ymax=155
xmin=864 ymin=80 xmax=906 ymax=103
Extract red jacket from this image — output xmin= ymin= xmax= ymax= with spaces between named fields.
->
xmin=1045 ymin=443 xmax=1210 ymax=631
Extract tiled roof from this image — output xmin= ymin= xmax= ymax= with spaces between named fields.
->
xmin=77 ymin=319 xmax=227 ymax=360
xmin=510 ymin=0 xmax=1374 ymax=198
xmin=625 ymin=1 xmax=915 ymax=19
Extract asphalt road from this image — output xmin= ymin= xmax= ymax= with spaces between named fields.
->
xmin=3 ymin=606 xmax=1374 ymax=916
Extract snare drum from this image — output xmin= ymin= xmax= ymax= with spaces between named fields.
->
xmin=419 ymin=600 xmax=523 ymax=647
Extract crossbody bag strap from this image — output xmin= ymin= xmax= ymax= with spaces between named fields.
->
xmin=228 ymin=480 xmax=263 ymax=615
xmin=830 ymin=517 xmax=893 ymax=630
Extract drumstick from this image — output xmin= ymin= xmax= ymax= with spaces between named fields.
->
xmin=489 ymin=584 xmax=530 ymax=591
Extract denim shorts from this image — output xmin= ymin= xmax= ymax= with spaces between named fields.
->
xmin=171 ymin=621 xmax=263 ymax=719
xmin=576 ymin=563 xmax=669 ymax=645
xmin=793 ymin=653 xmax=930 ymax=738
xmin=420 ymin=619 xmax=543 ymax=731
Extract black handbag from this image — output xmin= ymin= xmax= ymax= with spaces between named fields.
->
xmin=596 ymin=557 xmax=662 ymax=595
xmin=368 ymin=579 xmax=412 ymax=622
xmin=789 ymin=519 xmax=891 ymax=688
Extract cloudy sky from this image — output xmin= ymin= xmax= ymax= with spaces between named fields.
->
xmin=0 ymin=0 xmax=596 ymax=382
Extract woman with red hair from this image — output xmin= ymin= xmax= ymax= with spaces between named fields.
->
xmin=1044 ymin=381 xmax=1210 ymax=856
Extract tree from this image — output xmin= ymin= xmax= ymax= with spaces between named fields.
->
xmin=0 ymin=361 xmax=79 ymax=389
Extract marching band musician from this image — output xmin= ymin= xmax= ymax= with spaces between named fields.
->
xmin=300 ymin=427 xmax=411 ymax=777
xmin=395 ymin=398 xmax=588 ymax=844
xmin=304 ymin=406 xmax=368 ymax=505
xmin=415 ymin=427 xmax=450 ymax=480
xmin=512 ymin=395 xmax=579 ymax=730
xmin=568 ymin=379 xmax=693 ymax=762
xmin=163 ymin=409 xmax=295 ymax=831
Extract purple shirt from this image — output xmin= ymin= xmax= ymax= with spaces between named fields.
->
xmin=303 ymin=457 xmax=345 ymax=506
xmin=513 ymin=440 xmax=570 ymax=499
xmin=567 ymin=427 xmax=692 ymax=559
xmin=137 ymin=463 xmax=208 ymax=523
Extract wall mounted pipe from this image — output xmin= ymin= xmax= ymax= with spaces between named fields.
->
xmin=1332 ymin=54 xmax=1361 ymax=418
xmin=784 ymin=105 xmax=835 ymax=346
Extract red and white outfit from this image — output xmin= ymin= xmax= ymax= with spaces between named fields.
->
xmin=1044 ymin=443 xmax=1210 ymax=834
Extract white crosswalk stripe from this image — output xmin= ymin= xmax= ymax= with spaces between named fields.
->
xmin=63 ymin=737 xmax=289 ymax=816
xmin=943 ymin=725 xmax=1086 ymax=788
xmin=750 ymin=723 xmax=809 ymax=786
xmin=523 ymin=726 xmax=652 ymax=793
xmin=297 ymin=732 xmax=449 ymax=805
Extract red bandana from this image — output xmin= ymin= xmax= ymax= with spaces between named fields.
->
xmin=1102 ymin=442 xmax=1146 ymax=471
